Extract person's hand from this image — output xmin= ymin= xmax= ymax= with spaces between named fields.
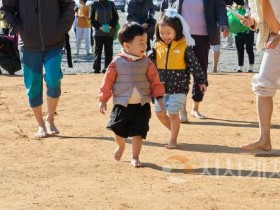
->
xmin=265 ymin=34 xmax=280 ymax=49
xmin=142 ymin=23 xmax=149 ymax=29
xmin=157 ymin=97 xmax=165 ymax=113
xmin=220 ymin=25 xmax=229 ymax=38
xmin=241 ymin=15 xmax=255 ymax=27
xmin=199 ymin=84 xmax=207 ymax=93
xmin=99 ymin=102 xmax=107 ymax=114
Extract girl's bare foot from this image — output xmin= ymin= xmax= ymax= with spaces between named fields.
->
xmin=45 ymin=121 xmax=59 ymax=135
xmin=34 ymin=126 xmax=48 ymax=139
xmin=114 ymin=144 xmax=125 ymax=161
xmin=241 ymin=140 xmax=272 ymax=151
xmin=131 ymin=158 xmax=143 ymax=167
xmin=190 ymin=110 xmax=206 ymax=119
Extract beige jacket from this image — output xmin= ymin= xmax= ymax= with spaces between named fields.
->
xmin=249 ymin=0 xmax=280 ymax=51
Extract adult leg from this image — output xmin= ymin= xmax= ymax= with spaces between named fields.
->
xmin=131 ymin=136 xmax=143 ymax=167
xmin=75 ymin=27 xmax=83 ymax=54
xmin=103 ymin=36 xmax=114 ymax=72
xmin=242 ymin=96 xmax=272 ymax=150
xmin=242 ymin=42 xmax=280 ymax=150
xmin=93 ymin=36 xmax=104 ymax=73
xmin=191 ymin=35 xmax=210 ymax=119
xmin=64 ymin=33 xmax=73 ymax=68
xmin=245 ymin=30 xmax=255 ymax=72
xmin=21 ymin=51 xmax=47 ymax=138
xmin=211 ymin=44 xmax=221 ymax=73
xmin=235 ymin=33 xmax=245 ymax=72
xmin=43 ymin=48 xmax=63 ymax=135
xmin=83 ymin=27 xmax=91 ymax=54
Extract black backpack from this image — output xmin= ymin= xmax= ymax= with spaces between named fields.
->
xmin=0 ymin=34 xmax=21 ymax=75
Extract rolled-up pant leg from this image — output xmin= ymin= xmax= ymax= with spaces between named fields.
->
xmin=252 ymin=40 xmax=280 ymax=97
xmin=191 ymin=35 xmax=210 ymax=102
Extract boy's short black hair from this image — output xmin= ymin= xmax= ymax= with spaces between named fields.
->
xmin=118 ymin=22 xmax=146 ymax=46
xmin=155 ymin=13 xmax=184 ymax=42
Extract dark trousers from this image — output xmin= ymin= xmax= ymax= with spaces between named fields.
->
xmin=191 ymin=35 xmax=210 ymax=102
xmin=235 ymin=30 xmax=255 ymax=66
xmin=64 ymin=33 xmax=73 ymax=68
xmin=93 ymin=36 xmax=113 ymax=72
xmin=90 ymin=27 xmax=94 ymax=47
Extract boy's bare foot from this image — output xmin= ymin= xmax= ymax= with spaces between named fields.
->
xmin=45 ymin=121 xmax=59 ymax=135
xmin=241 ymin=140 xmax=272 ymax=151
xmin=165 ymin=143 xmax=178 ymax=149
xmin=34 ymin=126 xmax=48 ymax=139
xmin=131 ymin=158 xmax=143 ymax=167
xmin=114 ymin=144 xmax=125 ymax=161
xmin=190 ymin=110 xmax=206 ymax=119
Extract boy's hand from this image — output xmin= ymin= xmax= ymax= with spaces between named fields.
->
xmin=157 ymin=97 xmax=165 ymax=112
xmin=99 ymin=102 xmax=107 ymax=114
xmin=199 ymin=84 xmax=207 ymax=93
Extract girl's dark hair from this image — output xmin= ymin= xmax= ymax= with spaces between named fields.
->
xmin=155 ymin=13 xmax=184 ymax=42
xmin=118 ymin=22 xmax=146 ymax=46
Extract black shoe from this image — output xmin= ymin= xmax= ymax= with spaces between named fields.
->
xmin=0 ymin=69 xmax=2 ymax=75
xmin=102 ymin=69 xmax=106 ymax=73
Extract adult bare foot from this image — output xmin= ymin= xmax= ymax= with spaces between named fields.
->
xmin=241 ymin=140 xmax=272 ymax=151
xmin=131 ymin=158 xmax=143 ymax=167
xmin=34 ymin=126 xmax=48 ymax=139
xmin=165 ymin=143 xmax=178 ymax=150
xmin=45 ymin=121 xmax=59 ymax=135
xmin=190 ymin=110 xmax=206 ymax=119
xmin=114 ymin=144 xmax=125 ymax=161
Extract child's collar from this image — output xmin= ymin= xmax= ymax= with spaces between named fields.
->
xmin=120 ymin=48 xmax=143 ymax=61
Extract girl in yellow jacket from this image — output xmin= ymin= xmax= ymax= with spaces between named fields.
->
xmin=149 ymin=9 xmax=207 ymax=149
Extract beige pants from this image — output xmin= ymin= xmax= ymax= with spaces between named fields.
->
xmin=252 ymin=36 xmax=280 ymax=97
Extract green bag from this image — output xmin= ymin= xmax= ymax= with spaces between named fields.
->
xmin=114 ymin=22 xmax=120 ymax=40
xmin=228 ymin=8 xmax=249 ymax=34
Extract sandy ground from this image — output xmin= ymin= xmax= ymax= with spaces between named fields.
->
xmin=1 ymin=73 xmax=280 ymax=209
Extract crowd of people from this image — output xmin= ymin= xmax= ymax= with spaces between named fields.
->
xmin=1 ymin=0 xmax=280 ymax=167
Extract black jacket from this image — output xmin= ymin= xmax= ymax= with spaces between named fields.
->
xmin=1 ymin=0 xmax=75 ymax=51
xmin=90 ymin=0 xmax=119 ymax=37
xmin=127 ymin=0 xmax=155 ymax=24
xmin=161 ymin=0 xmax=229 ymax=45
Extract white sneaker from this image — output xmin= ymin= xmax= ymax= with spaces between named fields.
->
xmin=237 ymin=66 xmax=243 ymax=72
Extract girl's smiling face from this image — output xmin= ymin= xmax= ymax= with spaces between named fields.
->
xmin=159 ymin=25 xmax=176 ymax=45
xmin=124 ymin=34 xmax=147 ymax=57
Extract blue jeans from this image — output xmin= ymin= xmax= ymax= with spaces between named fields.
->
xmin=154 ymin=93 xmax=186 ymax=115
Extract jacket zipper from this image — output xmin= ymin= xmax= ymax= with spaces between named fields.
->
xmin=165 ymin=44 xmax=171 ymax=69
xmin=37 ymin=0 xmax=45 ymax=50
